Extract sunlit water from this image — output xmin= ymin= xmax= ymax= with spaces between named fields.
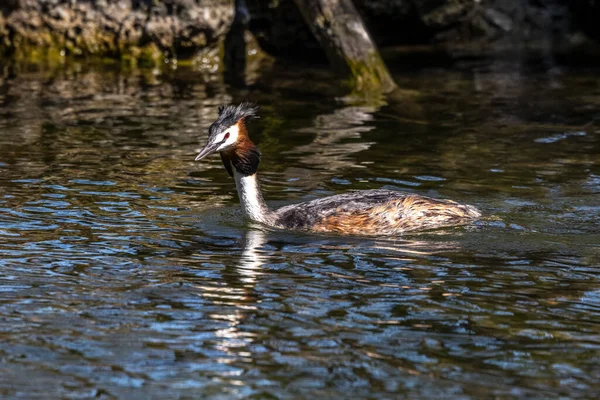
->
xmin=0 ymin=59 xmax=599 ymax=398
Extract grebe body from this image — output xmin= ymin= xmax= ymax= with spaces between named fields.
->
xmin=195 ymin=104 xmax=480 ymax=236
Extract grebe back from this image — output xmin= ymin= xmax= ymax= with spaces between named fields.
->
xmin=194 ymin=103 xmax=480 ymax=236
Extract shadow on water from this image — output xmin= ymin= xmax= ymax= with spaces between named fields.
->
xmin=0 ymin=58 xmax=599 ymax=397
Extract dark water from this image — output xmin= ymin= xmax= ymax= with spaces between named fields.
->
xmin=0 ymin=59 xmax=599 ymax=398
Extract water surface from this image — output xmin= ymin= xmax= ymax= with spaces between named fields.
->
xmin=0 ymin=60 xmax=599 ymax=398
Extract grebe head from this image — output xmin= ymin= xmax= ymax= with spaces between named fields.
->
xmin=195 ymin=103 xmax=259 ymax=161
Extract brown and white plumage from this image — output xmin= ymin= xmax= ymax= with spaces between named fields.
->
xmin=195 ymin=103 xmax=481 ymax=236
xmin=273 ymin=189 xmax=480 ymax=235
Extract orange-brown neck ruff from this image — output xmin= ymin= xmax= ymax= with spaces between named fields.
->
xmin=220 ymin=120 xmax=261 ymax=177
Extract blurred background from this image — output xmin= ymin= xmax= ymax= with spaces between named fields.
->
xmin=1 ymin=1 xmax=600 ymax=81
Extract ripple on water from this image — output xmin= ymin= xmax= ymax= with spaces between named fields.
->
xmin=0 ymin=64 xmax=599 ymax=398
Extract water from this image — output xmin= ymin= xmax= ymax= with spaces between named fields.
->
xmin=0 ymin=59 xmax=599 ymax=398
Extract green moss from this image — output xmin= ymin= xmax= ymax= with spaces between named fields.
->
xmin=136 ymin=43 xmax=164 ymax=67
xmin=345 ymin=51 xmax=397 ymax=95
xmin=9 ymin=42 xmax=65 ymax=66
xmin=0 ymin=30 xmax=206 ymax=69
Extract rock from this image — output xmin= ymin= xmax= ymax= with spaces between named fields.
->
xmin=0 ymin=0 xmax=234 ymax=63
xmin=0 ymin=0 xmax=597 ymax=64
xmin=245 ymin=0 xmax=578 ymax=57
xmin=246 ymin=0 xmax=322 ymax=59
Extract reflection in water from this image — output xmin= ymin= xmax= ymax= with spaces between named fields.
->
xmin=0 ymin=62 xmax=600 ymax=398
xmin=185 ymin=228 xmax=267 ymax=387
xmin=288 ymin=105 xmax=376 ymax=170
xmin=237 ymin=227 xmax=267 ymax=285
xmin=290 ymin=107 xmax=376 ymax=168
xmin=279 ymin=105 xmax=378 ymax=192
xmin=212 ymin=229 xmax=265 ymax=380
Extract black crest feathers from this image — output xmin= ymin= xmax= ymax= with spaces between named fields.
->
xmin=218 ymin=102 xmax=259 ymax=121
xmin=209 ymin=103 xmax=259 ymax=138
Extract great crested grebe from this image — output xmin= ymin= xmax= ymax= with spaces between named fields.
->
xmin=195 ymin=103 xmax=481 ymax=236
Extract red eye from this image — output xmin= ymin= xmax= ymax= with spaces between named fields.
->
xmin=224 ymin=132 xmax=230 ymax=140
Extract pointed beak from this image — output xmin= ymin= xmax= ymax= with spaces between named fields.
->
xmin=194 ymin=142 xmax=220 ymax=161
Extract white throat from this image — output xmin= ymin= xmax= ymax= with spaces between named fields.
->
xmin=233 ymin=171 xmax=272 ymax=224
